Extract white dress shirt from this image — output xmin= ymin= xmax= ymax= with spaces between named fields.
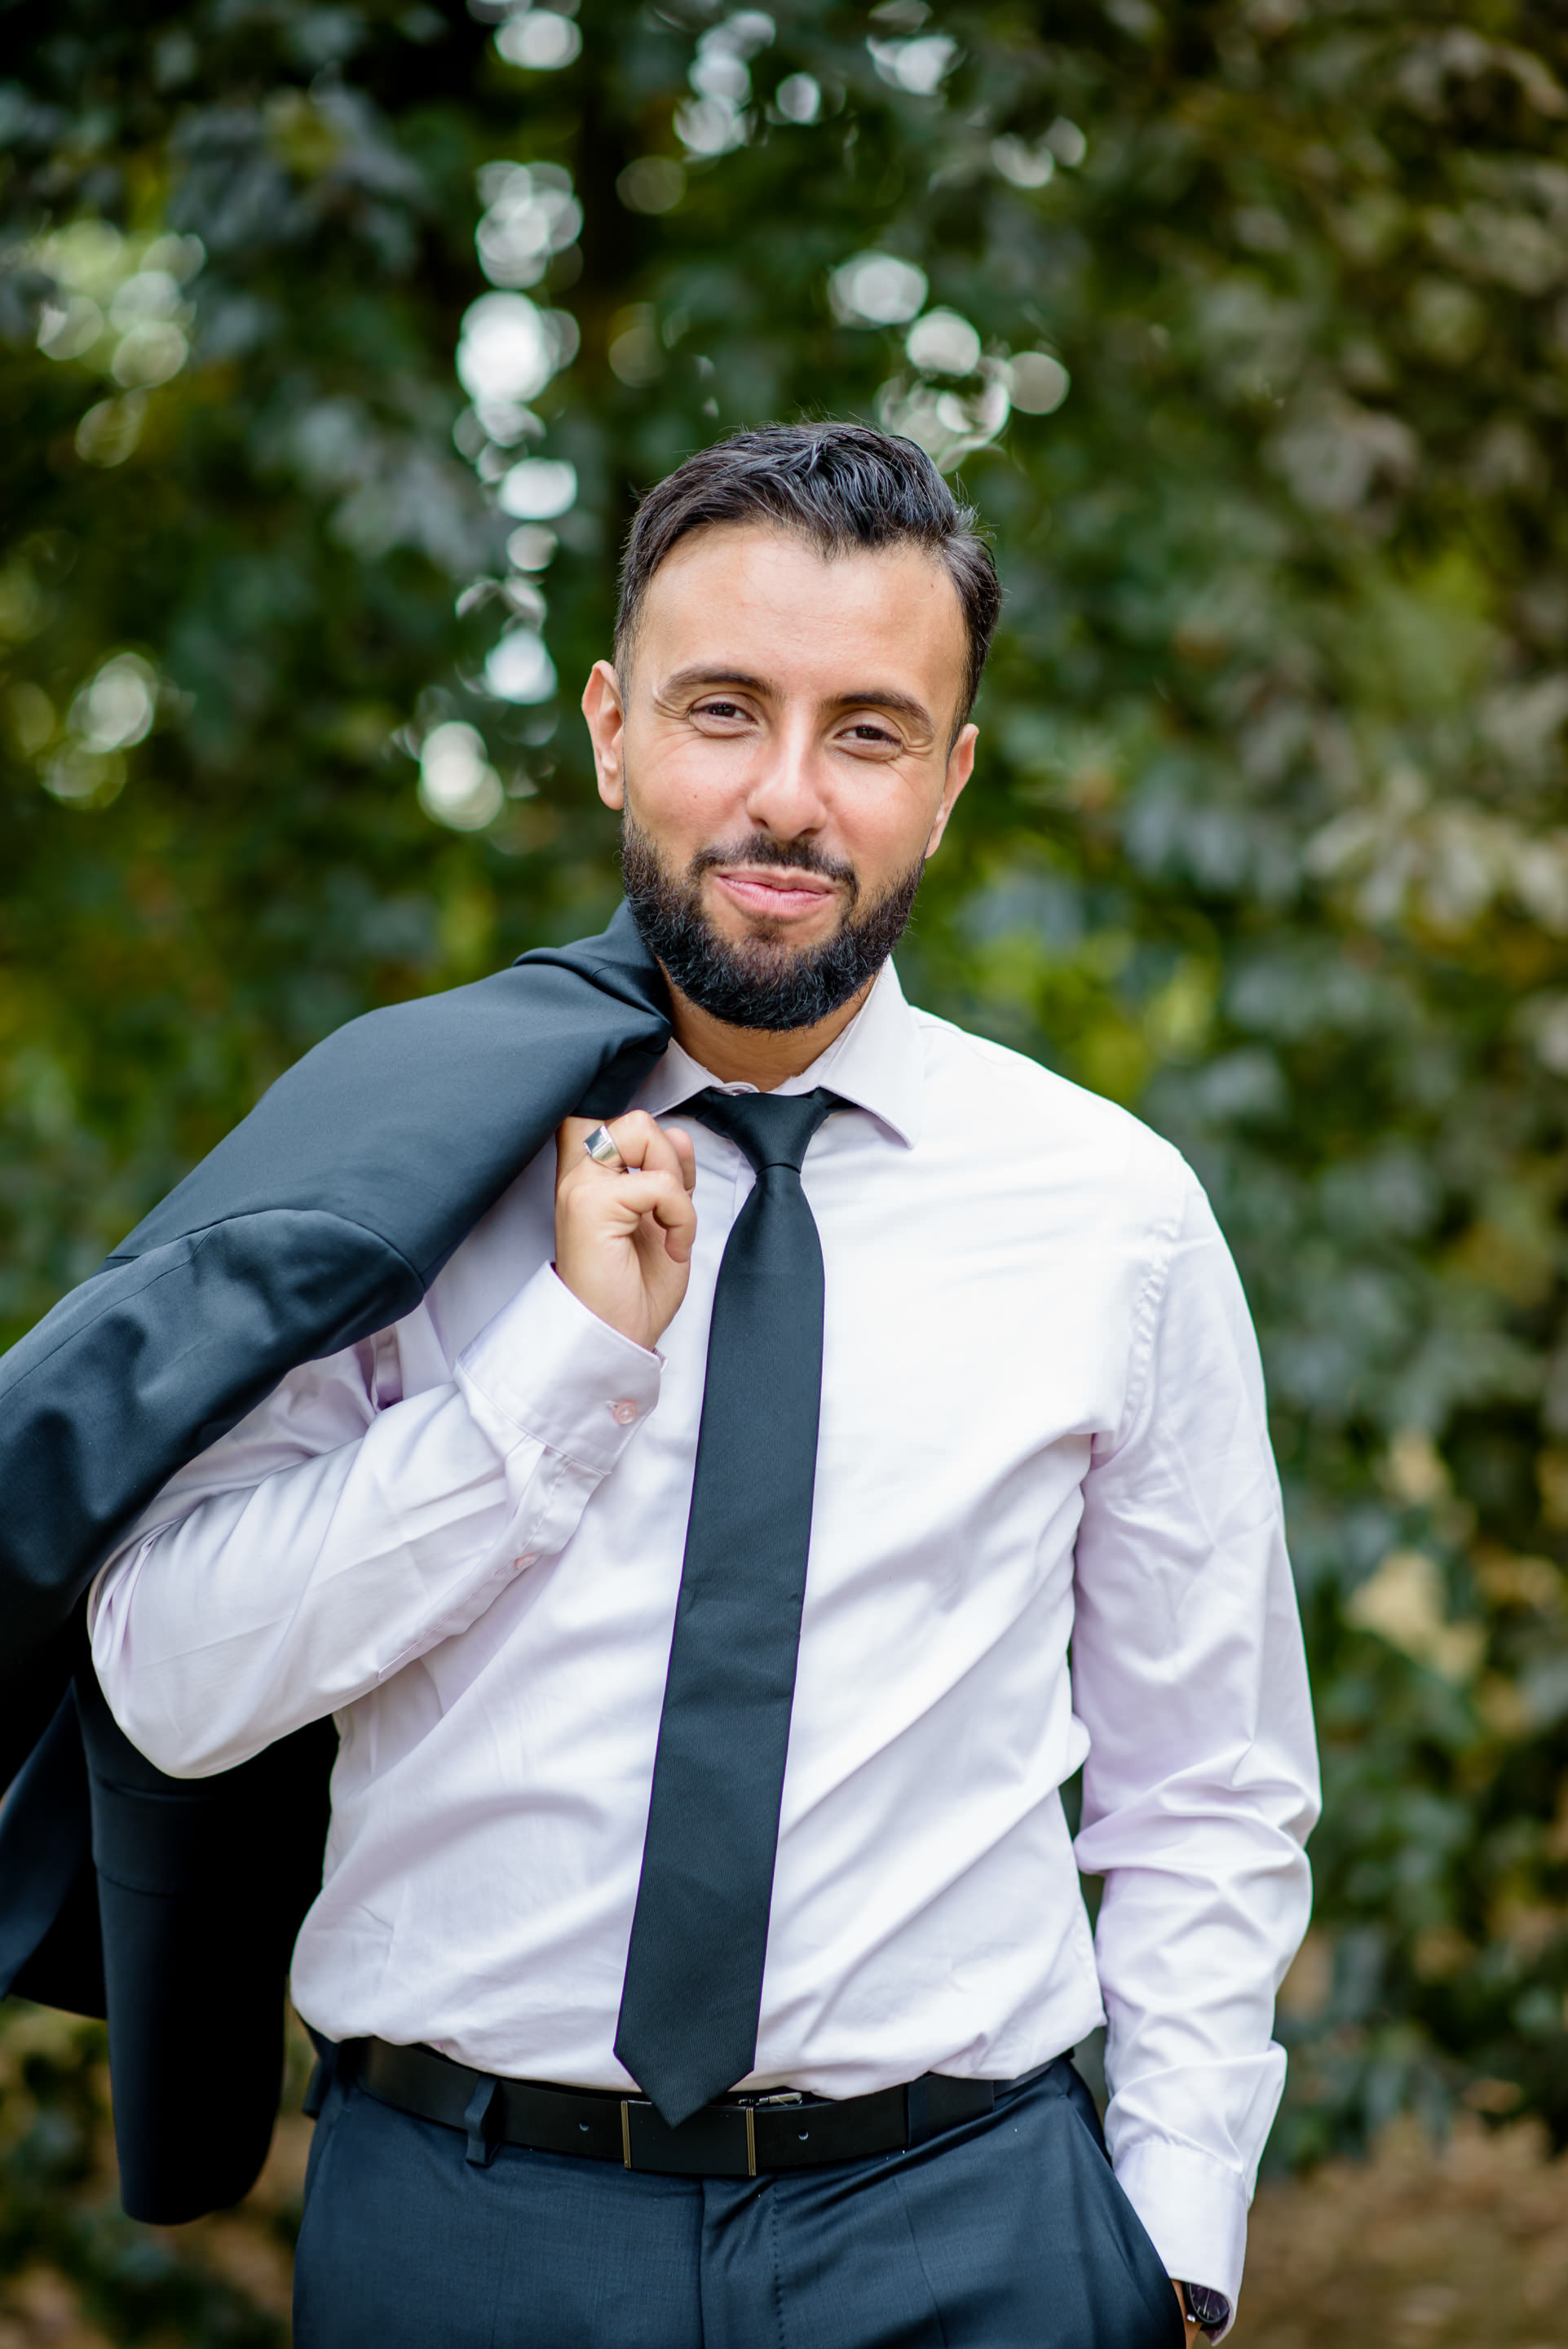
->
xmin=90 ymin=958 xmax=1318 ymax=2318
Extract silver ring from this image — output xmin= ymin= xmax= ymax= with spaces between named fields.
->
xmin=583 ymin=1124 xmax=625 ymax=1170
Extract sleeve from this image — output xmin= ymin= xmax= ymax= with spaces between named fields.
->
xmin=88 ymin=1260 xmax=661 ymax=1780
xmin=1071 ymin=1167 xmax=1319 ymax=2330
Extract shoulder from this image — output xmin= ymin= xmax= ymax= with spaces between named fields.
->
xmin=908 ymin=1004 xmax=1199 ymax=1229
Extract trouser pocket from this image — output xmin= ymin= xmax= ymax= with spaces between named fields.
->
xmin=1058 ymin=2090 xmax=1186 ymax=2349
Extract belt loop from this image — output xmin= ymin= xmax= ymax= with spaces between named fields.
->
xmin=745 ymin=2107 xmax=757 ymax=2179
xmin=620 ymin=2100 xmax=632 ymax=2168
xmin=463 ymin=2075 xmax=504 ymax=2168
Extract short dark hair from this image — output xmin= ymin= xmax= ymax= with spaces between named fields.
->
xmin=615 ymin=422 xmax=1002 ymax=724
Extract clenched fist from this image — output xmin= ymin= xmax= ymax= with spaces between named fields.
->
xmin=554 ymin=1112 xmax=698 ymax=1353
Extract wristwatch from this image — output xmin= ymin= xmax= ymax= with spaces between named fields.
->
xmin=1180 ymin=2283 xmax=1231 ymax=2338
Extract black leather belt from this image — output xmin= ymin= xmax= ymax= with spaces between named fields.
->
xmin=326 ymin=2036 xmax=1031 ymax=2179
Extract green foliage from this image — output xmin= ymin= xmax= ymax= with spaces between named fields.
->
xmin=5 ymin=0 xmax=1568 ymax=2233
xmin=0 ymin=2005 xmax=296 ymax=2341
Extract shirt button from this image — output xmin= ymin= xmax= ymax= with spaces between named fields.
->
xmin=610 ymin=1399 xmax=638 ymax=1426
xmin=513 ymin=1551 xmax=537 ymax=1570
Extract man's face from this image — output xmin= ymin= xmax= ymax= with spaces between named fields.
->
xmin=581 ymin=523 xmax=977 ymax=1027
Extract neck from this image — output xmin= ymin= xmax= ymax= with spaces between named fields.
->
xmin=663 ymin=972 xmax=876 ymax=1090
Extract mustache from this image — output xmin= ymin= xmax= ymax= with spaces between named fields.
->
xmin=688 ymin=834 xmax=859 ymax=901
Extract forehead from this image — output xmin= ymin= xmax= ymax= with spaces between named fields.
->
xmin=632 ymin=522 xmax=967 ymax=704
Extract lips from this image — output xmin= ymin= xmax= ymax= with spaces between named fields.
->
xmin=712 ymin=869 xmax=838 ymax=922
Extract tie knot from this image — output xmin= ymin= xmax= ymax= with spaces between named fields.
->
xmin=679 ymin=1086 xmax=844 ymax=1174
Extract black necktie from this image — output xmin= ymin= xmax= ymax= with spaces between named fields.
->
xmin=614 ymin=1086 xmax=845 ymax=2129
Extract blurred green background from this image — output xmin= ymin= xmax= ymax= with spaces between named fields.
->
xmin=5 ymin=0 xmax=1568 ymax=2339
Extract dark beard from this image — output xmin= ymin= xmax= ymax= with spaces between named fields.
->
xmin=621 ymin=816 xmax=925 ymax=1033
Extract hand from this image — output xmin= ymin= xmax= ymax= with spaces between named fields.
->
xmin=554 ymin=1113 xmax=697 ymax=1352
xmin=1173 ymin=2282 xmax=1194 ymax=2334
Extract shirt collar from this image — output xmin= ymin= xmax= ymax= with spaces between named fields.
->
xmin=638 ymin=958 xmax=923 ymax=1148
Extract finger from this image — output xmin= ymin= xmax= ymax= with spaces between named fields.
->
xmin=644 ymin=1173 xmax=699 ymax=1249
xmin=562 ymin=1114 xmax=699 ymax=1200
xmin=622 ymin=1170 xmax=699 ymax=1262
xmin=655 ymin=1187 xmax=697 ymax=1263
xmin=557 ymin=1112 xmax=677 ymax=1183
xmin=598 ymin=1110 xmax=684 ymax=1175
xmin=661 ymin=1123 xmax=697 ymax=1192
xmin=566 ymin=1169 xmax=696 ymax=1241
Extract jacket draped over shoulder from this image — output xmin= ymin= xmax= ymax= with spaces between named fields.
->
xmin=0 ymin=906 xmax=669 ymax=2220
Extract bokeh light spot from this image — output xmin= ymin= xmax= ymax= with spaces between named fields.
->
xmin=830 ymin=252 xmax=928 ymax=326
xmin=775 ymin=72 xmax=821 ymax=123
xmin=42 ymin=747 xmax=126 ymax=810
xmin=497 ymin=458 xmax=578 ymax=519
xmin=495 ymin=11 xmax=581 ymax=69
xmin=506 ymin=524 xmax=558 ymax=571
xmin=75 ymin=394 xmax=145 ymax=467
xmin=475 ymin=162 xmax=581 ymax=290
xmin=418 ymin=720 xmax=504 ymax=829
xmin=484 ymin=629 xmax=558 ymax=703
xmin=867 ymin=33 xmax=956 ymax=94
xmin=112 ymin=322 xmax=189 ymax=389
xmin=905 ymin=308 xmax=982 ymax=376
xmin=70 ymin=652 xmax=157 ymax=751
xmin=457 ymin=293 xmax=558 ymax=409
xmin=37 ymin=296 xmax=103 ymax=361
xmin=1008 ymin=351 xmax=1071 ymax=414
xmin=991 ymin=135 xmax=1054 ymax=188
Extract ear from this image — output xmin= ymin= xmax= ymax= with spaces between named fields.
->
xmin=924 ymin=721 xmax=978 ymax=861
xmin=582 ymin=659 xmax=626 ymax=812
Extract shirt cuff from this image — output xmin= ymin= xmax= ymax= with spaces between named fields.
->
xmin=456 ymin=1261 xmax=661 ymax=1478
xmin=1112 ymin=2138 xmax=1248 ymax=2339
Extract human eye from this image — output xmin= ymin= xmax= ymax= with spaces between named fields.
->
xmin=692 ymin=697 xmax=752 ymax=723
xmin=841 ymin=718 xmax=901 ymax=750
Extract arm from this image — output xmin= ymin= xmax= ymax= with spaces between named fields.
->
xmin=91 ymin=1109 xmax=698 ymax=1781
xmin=89 ymin=1261 xmax=663 ymax=1777
xmin=0 ymin=906 xmax=671 ymax=1780
xmin=1071 ymin=1170 xmax=1319 ymax=2334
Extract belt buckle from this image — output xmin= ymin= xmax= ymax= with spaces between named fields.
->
xmin=619 ymin=2095 xmax=757 ymax=2178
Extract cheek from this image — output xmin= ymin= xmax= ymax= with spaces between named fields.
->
xmin=629 ymin=737 xmax=755 ymax=843
xmin=828 ymin=777 xmax=941 ymax=878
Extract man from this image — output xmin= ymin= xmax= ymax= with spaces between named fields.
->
xmin=88 ymin=423 xmax=1318 ymax=2347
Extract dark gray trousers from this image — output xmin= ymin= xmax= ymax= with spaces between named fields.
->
xmin=294 ymin=2055 xmax=1185 ymax=2349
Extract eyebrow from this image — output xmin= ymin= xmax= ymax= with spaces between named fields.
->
xmin=660 ymin=666 xmax=936 ymax=736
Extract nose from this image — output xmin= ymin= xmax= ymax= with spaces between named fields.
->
xmin=740 ymin=711 xmax=829 ymax=844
